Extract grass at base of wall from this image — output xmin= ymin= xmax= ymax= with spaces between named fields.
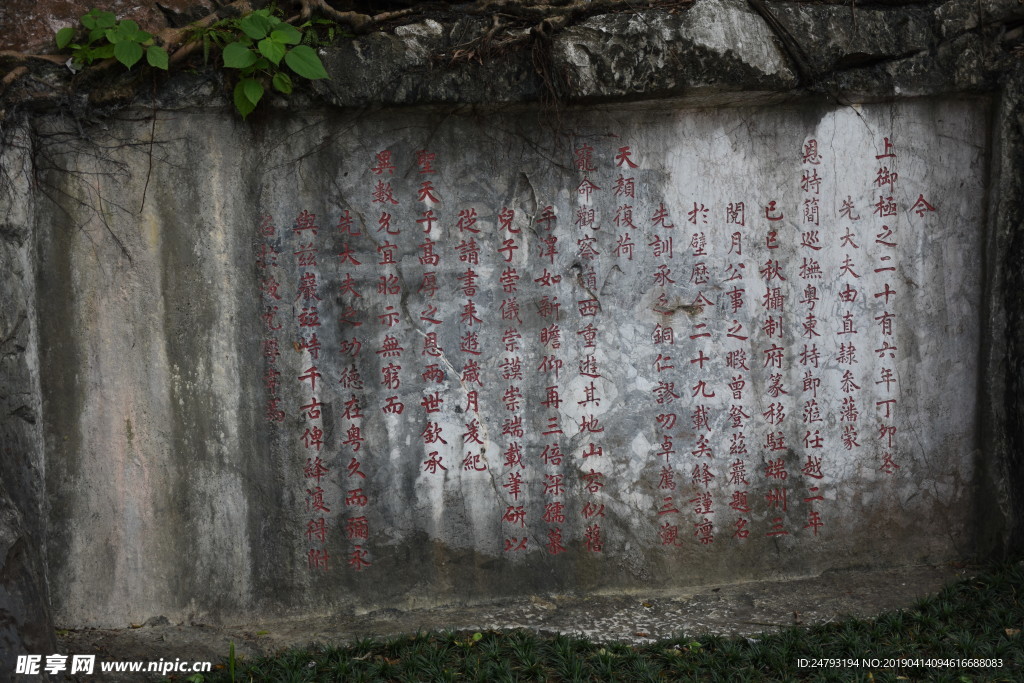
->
xmin=192 ymin=561 xmax=1024 ymax=682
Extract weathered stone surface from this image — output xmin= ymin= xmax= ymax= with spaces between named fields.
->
xmin=0 ymin=124 xmax=54 ymax=674
xmin=312 ymin=0 xmax=803 ymax=109
xmin=935 ymin=0 xmax=1024 ymax=41
xmin=764 ymin=1 xmax=933 ymax=77
xmin=0 ymin=477 xmax=54 ymax=677
xmin=315 ymin=16 xmax=543 ymax=107
xmin=28 ymin=97 xmax=988 ymax=628
xmin=0 ymin=0 xmax=1022 ymax=659
xmin=0 ymin=0 xmax=216 ymax=53
xmin=979 ymin=63 xmax=1024 ymax=555
xmin=33 ymin=119 xmax=270 ymax=627
xmin=553 ymin=0 xmax=796 ymax=100
xmin=3 ymin=2 xmax=1021 ymax=115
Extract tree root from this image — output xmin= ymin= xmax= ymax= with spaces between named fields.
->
xmin=434 ymin=0 xmax=693 ymax=65
xmin=0 ymin=66 xmax=29 ymax=96
xmin=159 ymin=0 xmax=261 ymax=58
xmin=294 ymin=0 xmax=418 ymax=32
xmin=0 ymin=52 xmax=67 ymax=66
xmin=299 ymin=0 xmax=373 ymax=29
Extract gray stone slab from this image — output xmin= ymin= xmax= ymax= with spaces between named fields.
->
xmin=32 ymin=97 xmax=988 ymax=627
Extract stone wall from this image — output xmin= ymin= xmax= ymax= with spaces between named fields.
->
xmin=0 ymin=122 xmax=55 ymax=674
xmin=3 ymin=0 xmax=1024 ymax=635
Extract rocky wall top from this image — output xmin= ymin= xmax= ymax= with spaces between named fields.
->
xmin=4 ymin=0 xmax=1024 ymax=116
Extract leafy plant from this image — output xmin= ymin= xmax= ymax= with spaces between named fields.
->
xmin=54 ymin=8 xmax=330 ymax=119
xmin=216 ymin=9 xmax=329 ymax=119
xmin=55 ymin=9 xmax=168 ymax=71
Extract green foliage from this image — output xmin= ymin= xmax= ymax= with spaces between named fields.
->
xmin=55 ymin=9 xmax=168 ymax=71
xmin=54 ymin=7 xmax=330 ymax=120
xmin=208 ymin=8 xmax=329 ymax=119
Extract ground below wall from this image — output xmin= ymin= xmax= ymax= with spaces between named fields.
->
xmin=56 ymin=562 xmax=966 ymax=682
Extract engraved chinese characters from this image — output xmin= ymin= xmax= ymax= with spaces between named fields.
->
xmin=254 ymin=103 xmax=980 ymax=574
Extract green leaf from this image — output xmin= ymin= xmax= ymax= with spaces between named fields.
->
xmin=238 ymin=13 xmax=272 ymax=40
xmin=105 ymin=28 xmax=122 ymax=44
xmin=88 ymin=28 xmax=106 ymax=43
xmin=56 ymin=27 xmax=75 ymax=49
xmin=82 ymin=9 xmax=116 ymax=30
xmin=223 ymin=42 xmax=257 ymax=69
xmin=91 ymin=43 xmax=115 ymax=59
xmin=120 ymin=19 xmax=140 ymax=35
xmin=146 ymin=45 xmax=169 ymax=70
xmin=241 ymin=77 xmax=264 ymax=106
xmin=114 ymin=40 xmax=143 ymax=68
xmin=233 ymin=82 xmax=256 ymax=119
xmin=272 ymin=71 xmax=293 ymax=94
xmin=271 ymin=25 xmax=301 ymax=45
xmin=94 ymin=10 xmax=117 ymax=29
xmin=258 ymin=37 xmax=286 ymax=65
xmin=254 ymin=58 xmax=270 ymax=70
xmin=284 ymin=45 xmax=328 ymax=80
